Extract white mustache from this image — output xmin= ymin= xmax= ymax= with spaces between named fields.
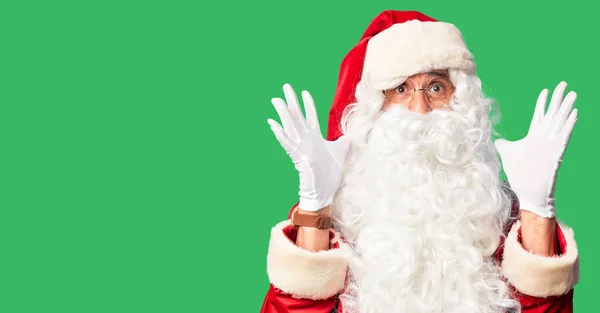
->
xmin=366 ymin=105 xmax=482 ymax=166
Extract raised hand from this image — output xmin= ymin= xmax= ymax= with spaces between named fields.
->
xmin=268 ymin=84 xmax=350 ymax=212
xmin=494 ymin=81 xmax=578 ymax=218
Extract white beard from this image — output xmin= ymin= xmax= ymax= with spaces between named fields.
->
xmin=331 ymin=71 xmax=521 ymax=313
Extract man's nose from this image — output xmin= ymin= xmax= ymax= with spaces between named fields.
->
xmin=408 ymin=91 xmax=431 ymax=114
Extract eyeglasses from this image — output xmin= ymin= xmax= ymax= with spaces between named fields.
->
xmin=385 ymin=76 xmax=456 ymax=108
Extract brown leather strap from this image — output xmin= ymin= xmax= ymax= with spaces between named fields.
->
xmin=291 ymin=208 xmax=333 ymax=230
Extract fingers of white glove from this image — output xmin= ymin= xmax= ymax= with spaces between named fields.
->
xmin=545 ymin=81 xmax=568 ymax=120
xmin=551 ymin=91 xmax=577 ymax=136
xmin=529 ymin=88 xmax=548 ymax=133
xmin=283 ymin=84 xmax=308 ymax=134
xmin=271 ymin=97 xmax=301 ymax=142
xmin=559 ymin=108 xmax=578 ymax=145
xmin=302 ymin=90 xmax=321 ymax=131
xmin=268 ymin=118 xmax=301 ymax=158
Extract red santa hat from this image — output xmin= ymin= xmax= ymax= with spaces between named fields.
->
xmin=326 ymin=10 xmax=476 ymax=141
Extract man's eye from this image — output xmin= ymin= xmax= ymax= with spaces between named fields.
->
xmin=429 ymin=84 xmax=443 ymax=92
xmin=395 ymin=85 xmax=407 ymax=93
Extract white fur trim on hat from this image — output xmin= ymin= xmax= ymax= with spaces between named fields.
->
xmin=363 ymin=19 xmax=475 ymax=89
xmin=266 ymin=220 xmax=351 ymax=300
xmin=502 ymin=221 xmax=580 ymax=297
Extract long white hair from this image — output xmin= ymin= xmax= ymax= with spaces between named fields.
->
xmin=331 ymin=70 xmax=520 ymax=313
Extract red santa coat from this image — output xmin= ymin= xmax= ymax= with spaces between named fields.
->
xmin=259 ymin=197 xmax=580 ymax=313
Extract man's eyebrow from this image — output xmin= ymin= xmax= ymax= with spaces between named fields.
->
xmin=428 ymin=71 xmax=449 ymax=78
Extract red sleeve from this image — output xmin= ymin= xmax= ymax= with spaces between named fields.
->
xmin=514 ymin=288 xmax=574 ymax=313
xmin=511 ymin=225 xmax=573 ymax=313
xmin=495 ymin=188 xmax=575 ymax=313
xmin=260 ymin=202 xmax=343 ymax=313
xmin=260 ymin=285 xmax=339 ymax=313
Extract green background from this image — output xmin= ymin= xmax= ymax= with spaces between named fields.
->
xmin=0 ymin=0 xmax=596 ymax=312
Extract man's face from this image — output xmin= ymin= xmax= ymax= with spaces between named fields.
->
xmin=382 ymin=69 xmax=455 ymax=114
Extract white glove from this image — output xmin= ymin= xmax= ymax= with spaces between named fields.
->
xmin=494 ymin=81 xmax=578 ymax=218
xmin=267 ymin=84 xmax=350 ymax=212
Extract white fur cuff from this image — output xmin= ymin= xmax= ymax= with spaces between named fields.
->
xmin=266 ymin=220 xmax=351 ymax=300
xmin=502 ymin=221 xmax=580 ymax=297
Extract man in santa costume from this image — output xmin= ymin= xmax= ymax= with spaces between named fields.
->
xmin=260 ymin=10 xmax=580 ymax=313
